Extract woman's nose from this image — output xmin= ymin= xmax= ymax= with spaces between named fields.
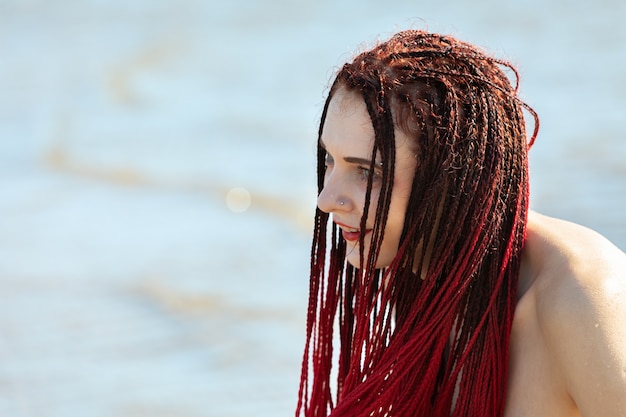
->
xmin=317 ymin=175 xmax=351 ymax=213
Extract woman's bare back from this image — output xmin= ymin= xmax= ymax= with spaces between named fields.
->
xmin=505 ymin=212 xmax=626 ymax=417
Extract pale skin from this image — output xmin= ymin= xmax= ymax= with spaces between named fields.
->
xmin=318 ymin=88 xmax=417 ymax=269
xmin=319 ymin=87 xmax=626 ymax=416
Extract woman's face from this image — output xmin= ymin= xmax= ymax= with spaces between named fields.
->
xmin=317 ymin=88 xmax=417 ymax=268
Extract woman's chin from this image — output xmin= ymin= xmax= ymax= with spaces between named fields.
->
xmin=345 ymin=252 xmax=393 ymax=270
xmin=345 ymin=253 xmax=361 ymax=269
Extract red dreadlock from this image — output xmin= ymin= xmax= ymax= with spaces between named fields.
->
xmin=297 ymin=30 xmax=539 ymax=417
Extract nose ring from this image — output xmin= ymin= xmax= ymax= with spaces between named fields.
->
xmin=339 ymin=200 xmax=345 ymax=206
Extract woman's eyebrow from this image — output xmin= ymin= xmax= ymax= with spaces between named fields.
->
xmin=344 ymin=156 xmax=377 ymax=166
xmin=319 ymin=139 xmax=382 ymax=166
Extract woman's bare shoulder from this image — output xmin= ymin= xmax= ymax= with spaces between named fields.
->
xmin=526 ymin=212 xmax=625 ymax=307
xmin=527 ymin=211 xmax=623 ymax=276
xmin=524 ymin=211 xmax=625 ymax=327
xmin=524 ymin=211 xmax=626 ymax=416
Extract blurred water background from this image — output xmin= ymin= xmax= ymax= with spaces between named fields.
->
xmin=0 ymin=0 xmax=624 ymax=416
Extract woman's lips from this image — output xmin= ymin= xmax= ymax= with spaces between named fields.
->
xmin=334 ymin=221 xmax=371 ymax=242
xmin=342 ymin=230 xmax=361 ymax=242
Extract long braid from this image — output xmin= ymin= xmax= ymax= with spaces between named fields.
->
xmin=297 ymin=30 xmax=538 ymax=417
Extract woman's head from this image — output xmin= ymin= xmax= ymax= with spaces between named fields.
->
xmin=316 ymin=30 xmax=538 ymax=274
xmin=300 ymin=30 xmax=538 ymax=417
xmin=317 ymin=86 xmax=417 ymax=268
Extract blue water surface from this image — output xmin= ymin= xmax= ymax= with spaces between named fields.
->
xmin=0 ymin=1 xmax=624 ymax=416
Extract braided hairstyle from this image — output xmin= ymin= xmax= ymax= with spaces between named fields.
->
xmin=297 ymin=30 xmax=539 ymax=417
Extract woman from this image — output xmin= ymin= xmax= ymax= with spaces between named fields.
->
xmin=296 ymin=30 xmax=626 ymax=417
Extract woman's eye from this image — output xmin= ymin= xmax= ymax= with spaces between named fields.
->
xmin=358 ymin=166 xmax=382 ymax=182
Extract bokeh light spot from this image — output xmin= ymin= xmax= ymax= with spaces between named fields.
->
xmin=226 ymin=187 xmax=251 ymax=213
